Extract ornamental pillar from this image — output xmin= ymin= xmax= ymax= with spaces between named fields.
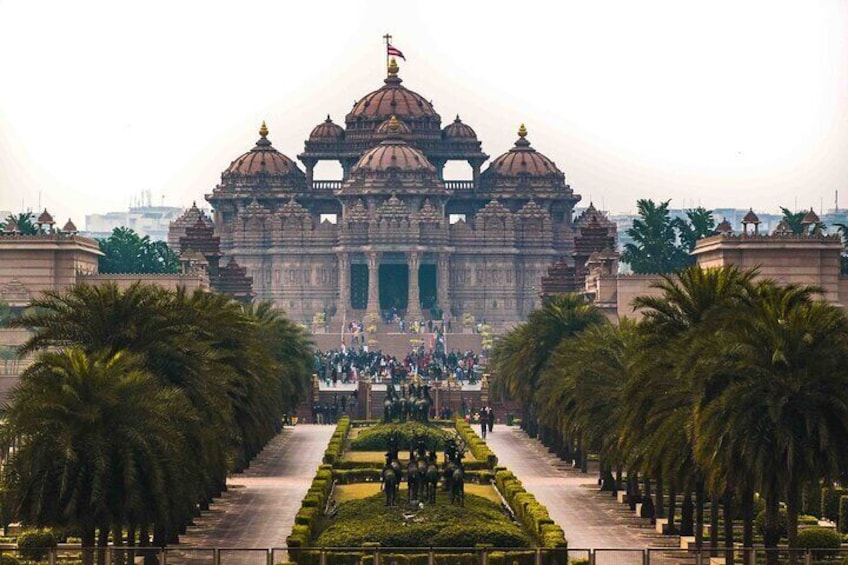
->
xmin=407 ymin=252 xmax=422 ymax=319
xmin=437 ymin=254 xmax=450 ymax=315
xmin=366 ymin=251 xmax=381 ymax=316
xmin=337 ymin=252 xmax=350 ymax=312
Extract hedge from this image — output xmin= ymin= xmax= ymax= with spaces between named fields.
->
xmin=455 ymin=420 xmax=498 ymax=468
xmin=323 ymin=417 xmax=351 ymax=464
xmin=17 ymin=530 xmax=57 ymax=561
xmin=349 ymin=421 xmax=452 ymax=451
xmin=313 ymin=492 xmax=531 ymax=548
xmin=822 ymin=487 xmax=848 ymax=523
xmin=795 ymin=527 xmax=842 ymax=558
xmin=840 ymin=496 xmax=848 ymax=534
xmin=494 ymin=470 xmax=567 ymax=548
xmin=288 ymin=419 xmax=349 ymax=548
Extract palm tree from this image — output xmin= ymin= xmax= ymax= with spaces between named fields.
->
xmin=491 ymin=293 xmax=605 ymax=438
xmin=537 ymin=320 xmax=638 ymax=483
xmin=632 ymin=266 xmax=757 ymax=550
xmin=779 ymin=207 xmax=806 ymax=235
xmin=2 ymin=213 xmax=38 ymax=235
xmin=678 ymin=207 xmax=717 ymax=254
xmin=699 ymin=281 xmax=848 ymax=565
xmin=10 ymin=282 xmax=313 ymax=545
xmin=2 ymin=348 xmax=192 ymax=565
xmin=621 ymin=199 xmax=689 ymax=274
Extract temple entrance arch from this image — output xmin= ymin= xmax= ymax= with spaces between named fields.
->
xmin=419 ymin=264 xmax=437 ymax=311
xmin=379 ymin=264 xmax=408 ymax=312
xmin=350 ymin=256 xmax=368 ymax=310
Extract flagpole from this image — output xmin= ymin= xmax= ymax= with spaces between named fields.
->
xmin=382 ymin=32 xmax=392 ymax=69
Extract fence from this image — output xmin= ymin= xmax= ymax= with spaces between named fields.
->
xmin=0 ymin=547 xmax=843 ymax=565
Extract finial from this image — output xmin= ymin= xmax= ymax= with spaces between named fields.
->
xmin=259 ymin=121 xmax=269 ymax=137
xmin=388 ymin=57 xmax=399 ymax=76
xmin=326 ymin=114 xmax=332 ymax=122
xmin=388 ymin=115 xmax=400 ymax=132
xmin=518 ymin=123 xmax=527 ymax=138
xmin=455 ymin=114 xmax=461 ymax=122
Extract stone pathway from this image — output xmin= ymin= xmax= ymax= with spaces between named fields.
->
xmin=485 ymin=425 xmax=678 ymax=553
xmin=178 ymin=424 xmax=335 ymax=549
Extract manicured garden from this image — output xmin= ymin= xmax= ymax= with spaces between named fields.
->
xmin=287 ymin=416 xmax=566 ymax=557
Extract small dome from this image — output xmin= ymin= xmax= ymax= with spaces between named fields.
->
xmin=483 ymin=124 xmax=563 ymax=178
xmin=351 ymin=137 xmax=436 ymax=174
xmin=443 ymin=115 xmax=478 ymax=141
xmin=376 ymin=115 xmax=413 ymax=136
xmin=223 ymin=122 xmax=304 ymax=178
xmin=742 ymin=208 xmax=760 ymax=224
xmin=309 ymin=115 xmax=345 ymax=142
xmin=62 ymin=218 xmax=78 ymax=233
xmin=716 ymin=219 xmax=733 ymax=234
xmin=37 ymin=209 xmax=55 ymax=224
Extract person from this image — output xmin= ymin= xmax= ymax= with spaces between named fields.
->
xmin=311 ymin=402 xmax=319 ymax=424
xmin=487 ymin=405 xmax=495 ymax=433
xmin=480 ymin=411 xmax=487 ymax=439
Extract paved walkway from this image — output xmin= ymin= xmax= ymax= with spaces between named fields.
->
xmin=179 ymin=424 xmax=335 ymax=549
xmin=485 ymin=425 xmax=672 ymax=551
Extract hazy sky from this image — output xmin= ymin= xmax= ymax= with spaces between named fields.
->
xmin=1 ymin=0 xmax=846 ymax=226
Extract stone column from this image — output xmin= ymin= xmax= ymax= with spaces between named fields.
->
xmin=407 ymin=252 xmax=422 ymax=319
xmin=437 ymin=254 xmax=450 ymax=315
xmin=366 ymin=251 xmax=381 ymax=317
xmin=337 ymin=253 xmax=350 ymax=313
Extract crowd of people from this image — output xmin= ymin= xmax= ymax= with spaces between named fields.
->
xmin=313 ymin=346 xmax=483 ymax=386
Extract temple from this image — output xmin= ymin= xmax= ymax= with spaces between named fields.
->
xmin=175 ymin=57 xmax=615 ymax=327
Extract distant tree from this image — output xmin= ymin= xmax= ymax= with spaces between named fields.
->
xmin=621 ymin=199 xmax=689 ymax=274
xmin=779 ymin=207 xmax=806 ymax=235
xmin=97 ymin=227 xmax=180 ymax=274
xmin=0 ymin=299 xmax=13 ymax=327
xmin=678 ymin=207 xmax=716 ymax=253
xmin=2 ymin=213 xmax=38 ymax=235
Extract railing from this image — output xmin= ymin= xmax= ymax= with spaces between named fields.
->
xmin=444 ymin=180 xmax=475 ymax=191
xmin=311 ymin=181 xmax=343 ymax=190
xmin=2 ymin=547 xmax=841 ymax=565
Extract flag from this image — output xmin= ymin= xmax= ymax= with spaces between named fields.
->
xmin=387 ymin=44 xmax=406 ymax=60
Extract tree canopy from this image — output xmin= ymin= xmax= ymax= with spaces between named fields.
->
xmin=1 ymin=213 xmax=38 ymax=235
xmin=97 ymin=227 xmax=180 ymax=274
xmin=4 ymin=282 xmax=313 ymax=558
xmin=621 ymin=200 xmax=716 ymax=274
xmin=494 ymin=269 xmax=848 ymax=563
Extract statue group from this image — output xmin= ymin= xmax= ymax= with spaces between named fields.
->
xmin=383 ymin=383 xmax=433 ymax=423
xmin=380 ymin=432 xmax=465 ymax=507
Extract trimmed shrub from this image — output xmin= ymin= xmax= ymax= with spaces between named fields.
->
xmin=840 ymin=496 xmax=848 ymax=534
xmin=314 ymin=492 xmax=531 ymax=548
xmin=17 ymin=530 xmax=58 ymax=561
xmin=822 ymin=487 xmax=848 ymax=522
xmin=349 ymin=421 xmax=452 ymax=451
xmin=755 ymin=509 xmax=788 ymax=541
xmin=455 ymin=420 xmax=498 ymax=468
xmin=795 ymin=527 xmax=842 ymax=558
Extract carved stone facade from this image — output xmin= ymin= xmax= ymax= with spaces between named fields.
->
xmin=201 ymin=59 xmax=608 ymax=326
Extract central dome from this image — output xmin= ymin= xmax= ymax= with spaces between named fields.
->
xmin=348 ymin=59 xmax=438 ymax=121
xmin=351 ymin=125 xmax=436 ymax=174
xmin=342 ymin=116 xmax=445 ymax=195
